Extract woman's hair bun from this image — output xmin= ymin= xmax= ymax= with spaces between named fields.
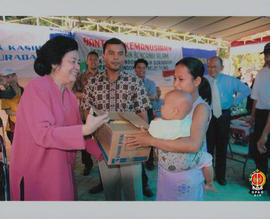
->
xmin=34 ymin=56 xmax=51 ymax=76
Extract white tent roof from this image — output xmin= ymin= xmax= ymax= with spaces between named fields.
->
xmin=89 ymin=16 xmax=270 ymax=42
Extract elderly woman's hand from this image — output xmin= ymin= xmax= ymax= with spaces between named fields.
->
xmin=82 ymin=108 xmax=110 ymax=136
xmin=124 ymin=127 xmax=153 ymax=149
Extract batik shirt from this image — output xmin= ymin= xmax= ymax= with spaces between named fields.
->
xmin=81 ymin=71 xmax=150 ymax=113
xmin=72 ymin=71 xmax=98 ymax=93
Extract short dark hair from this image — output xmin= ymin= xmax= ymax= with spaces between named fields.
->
xmin=87 ymin=51 xmax=99 ymax=58
xmin=210 ymin=56 xmax=223 ymax=66
xmin=134 ymin=58 xmax=148 ymax=68
xmin=103 ymin=38 xmax=127 ymax=54
xmin=34 ymin=36 xmax=78 ymax=76
xmin=262 ymin=42 xmax=270 ymax=54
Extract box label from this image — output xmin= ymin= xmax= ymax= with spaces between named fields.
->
xmin=116 ymin=134 xmax=124 ymax=159
xmin=111 ymin=156 xmax=148 ymax=164
xmin=96 ymin=140 xmax=108 ymax=161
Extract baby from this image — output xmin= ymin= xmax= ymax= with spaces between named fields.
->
xmin=149 ymin=89 xmax=216 ymax=191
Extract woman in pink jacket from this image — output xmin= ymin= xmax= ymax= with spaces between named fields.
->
xmin=9 ymin=36 xmax=109 ymax=201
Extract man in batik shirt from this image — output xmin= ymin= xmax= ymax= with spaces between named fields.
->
xmin=82 ymin=38 xmax=150 ymax=201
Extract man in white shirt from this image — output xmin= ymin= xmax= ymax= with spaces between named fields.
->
xmin=250 ymin=42 xmax=270 ymax=192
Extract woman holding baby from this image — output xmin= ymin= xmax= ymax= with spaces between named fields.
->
xmin=126 ymin=57 xmax=212 ymax=201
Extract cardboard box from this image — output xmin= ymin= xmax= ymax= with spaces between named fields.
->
xmin=94 ymin=112 xmax=151 ymax=165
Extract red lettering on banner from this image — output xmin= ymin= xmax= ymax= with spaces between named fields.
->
xmin=134 ymin=43 xmax=141 ymax=50
xmin=129 ymin=42 xmax=133 ymax=50
xmin=162 ymin=69 xmax=175 ymax=78
xmin=82 ymin=37 xmax=172 ymax=52
xmin=83 ymin=37 xmax=105 ymax=48
xmin=141 ymin=44 xmax=145 ymax=50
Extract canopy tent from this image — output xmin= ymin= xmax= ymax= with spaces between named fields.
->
xmin=87 ymin=16 xmax=270 ymax=42
xmin=1 ymin=16 xmax=270 ymax=82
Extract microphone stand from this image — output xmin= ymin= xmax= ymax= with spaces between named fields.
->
xmin=0 ymin=117 xmax=10 ymax=201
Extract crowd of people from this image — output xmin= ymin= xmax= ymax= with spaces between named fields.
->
xmin=1 ymin=36 xmax=269 ymax=201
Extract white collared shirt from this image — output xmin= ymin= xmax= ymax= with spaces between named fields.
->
xmin=251 ymin=67 xmax=270 ymax=109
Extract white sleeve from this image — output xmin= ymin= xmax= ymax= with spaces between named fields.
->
xmin=251 ymin=72 xmax=261 ymax=100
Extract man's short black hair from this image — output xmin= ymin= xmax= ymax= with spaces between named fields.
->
xmin=261 ymin=42 xmax=270 ymax=55
xmin=210 ymin=56 xmax=223 ymax=66
xmin=103 ymin=38 xmax=127 ymax=55
xmin=134 ymin=58 xmax=148 ymax=68
xmin=87 ymin=51 xmax=99 ymax=58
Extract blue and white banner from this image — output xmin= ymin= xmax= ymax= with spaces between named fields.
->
xmin=0 ymin=22 xmax=218 ymax=84
xmin=182 ymin=48 xmax=217 ymax=75
xmin=0 ymin=23 xmax=70 ymax=78
xmin=74 ymin=31 xmax=183 ymax=86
